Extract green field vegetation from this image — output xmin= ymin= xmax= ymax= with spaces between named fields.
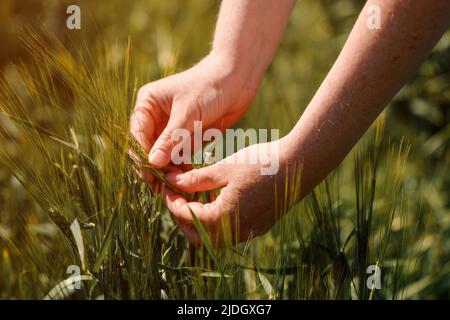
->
xmin=0 ymin=0 xmax=449 ymax=299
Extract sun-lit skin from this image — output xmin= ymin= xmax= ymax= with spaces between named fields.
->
xmin=131 ymin=0 xmax=450 ymax=245
xmin=130 ymin=0 xmax=295 ymax=175
xmin=165 ymin=140 xmax=294 ymax=245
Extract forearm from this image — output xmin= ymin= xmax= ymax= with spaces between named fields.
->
xmin=287 ymin=0 xmax=450 ymax=198
xmin=212 ymin=0 xmax=296 ymax=90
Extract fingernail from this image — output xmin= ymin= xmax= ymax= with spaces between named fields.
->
xmin=148 ymin=149 xmax=166 ymax=167
xmin=166 ymin=172 xmax=183 ymax=185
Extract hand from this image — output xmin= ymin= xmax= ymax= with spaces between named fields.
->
xmin=164 ymin=136 xmax=300 ymax=245
xmin=130 ymin=51 xmax=259 ymax=177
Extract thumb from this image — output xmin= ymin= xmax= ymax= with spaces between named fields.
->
xmin=148 ymin=120 xmax=179 ymax=168
xmin=148 ymin=100 xmax=198 ymax=168
xmin=166 ymin=164 xmax=228 ymax=192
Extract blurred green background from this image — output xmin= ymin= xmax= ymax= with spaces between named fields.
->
xmin=0 ymin=0 xmax=449 ymax=299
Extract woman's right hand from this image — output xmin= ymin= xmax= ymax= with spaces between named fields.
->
xmin=130 ymin=51 xmax=260 ymax=174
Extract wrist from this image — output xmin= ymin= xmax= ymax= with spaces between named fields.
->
xmin=208 ymin=46 xmax=266 ymax=97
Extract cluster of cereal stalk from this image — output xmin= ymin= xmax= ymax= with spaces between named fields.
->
xmin=0 ymin=31 xmax=420 ymax=300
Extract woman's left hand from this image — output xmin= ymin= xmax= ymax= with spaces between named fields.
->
xmin=164 ymin=137 xmax=299 ymax=245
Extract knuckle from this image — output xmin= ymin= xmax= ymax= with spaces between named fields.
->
xmin=188 ymin=169 xmax=201 ymax=186
xmin=129 ymin=113 xmax=147 ymax=136
xmin=129 ymin=111 xmax=138 ymax=127
xmin=177 ymin=202 xmax=188 ymax=213
xmin=135 ymin=84 xmax=157 ymax=110
xmin=137 ymin=86 xmax=146 ymax=97
xmin=129 ymin=109 xmax=143 ymax=125
xmin=159 ymin=129 xmax=178 ymax=148
xmin=136 ymin=87 xmax=149 ymax=104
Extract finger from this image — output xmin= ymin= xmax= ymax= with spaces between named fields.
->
xmin=164 ymin=188 xmax=190 ymax=224
xmin=165 ymin=164 xmax=228 ymax=193
xmin=163 ymin=188 xmax=221 ymax=226
xmin=148 ymin=117 xmax=184 ymax=168
xmin=165 ymin=188 xmax=240 ymax=246
xmin=164 ymin=189 xmax=197 ymax=226
xmin=148 ymin=99 xmax=199 ymax=168
xmin=178 ymin=224 xmax=201 ymax=246
xmin=130 ymin=100 xmax=156 ymax=154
